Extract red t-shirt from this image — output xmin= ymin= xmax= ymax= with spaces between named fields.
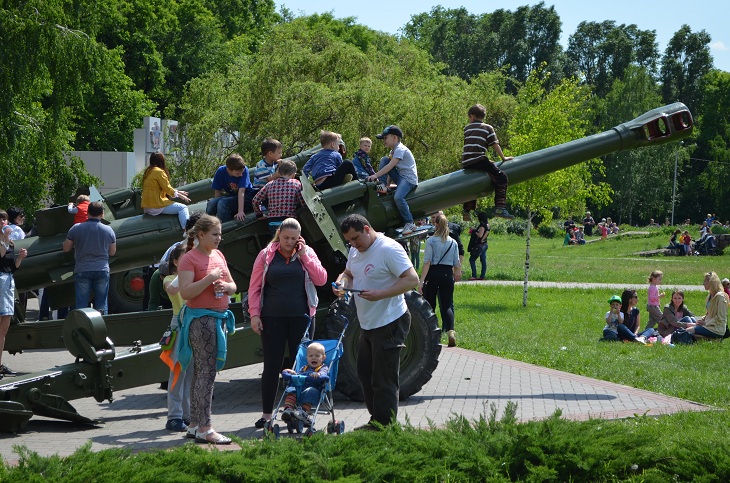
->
xmin=178 ymin=248 xmax=229 ymax=309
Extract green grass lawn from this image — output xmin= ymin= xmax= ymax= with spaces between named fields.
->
xmin=3 ymin=230 xmax=730 ymax=481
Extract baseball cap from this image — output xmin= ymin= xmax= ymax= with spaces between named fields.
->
xmin=722 ymin=278 xmax=730 ymax=285
xmin=608 ymin=295 xmax=622 ymax=304
xmin=375 ymin=125 xmax=403 ymax=139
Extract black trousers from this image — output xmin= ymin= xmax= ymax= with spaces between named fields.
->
xmin=317 ymin=160 xmax=357 ymax=189
xmin=422 ymin=265 xmax=455 ymax=332
xmin=357 ymin=311 xmax=411 ymax=426
xmin=463 ymin=159 xmax=509 ymax=210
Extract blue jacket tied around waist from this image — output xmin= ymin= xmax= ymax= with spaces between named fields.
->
xmin=177 ymin=306 xmax=236 ymax=372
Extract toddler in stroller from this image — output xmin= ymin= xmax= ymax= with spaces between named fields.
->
xmin=269 ymin=317 xmax=347 ymax=437
xmin=280 ymin=342 xmax=329 ymax=425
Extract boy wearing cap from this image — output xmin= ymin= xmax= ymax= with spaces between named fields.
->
xmin=303 ymin=131 xmax=357 ymax=190
xmin=602 ymin=295 xmax=645 ymax=343
xmin=722 ymin=278 xmax=730 ymax=298
xmin=368 ymin=125 xmax=419 ymax=235
xmin=461 ymin=104 xmax=514 ymax=220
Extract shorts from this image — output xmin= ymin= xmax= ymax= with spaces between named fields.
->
xmin=0 ymin=272 xmax=15 ymax=316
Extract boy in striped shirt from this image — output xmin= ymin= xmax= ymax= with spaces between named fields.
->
xmin=461 ymin=104 xmax=514 ymax=220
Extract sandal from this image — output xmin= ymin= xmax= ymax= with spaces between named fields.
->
xmin=195 ymin=428 xmax=231 ymax=445
xmin=186 ymin=425 xmax=198 ymax=439
xmin=254 ymin=417 xmax=268 ymax=429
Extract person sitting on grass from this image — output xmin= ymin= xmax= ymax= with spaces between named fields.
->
xmin=601 ymin=295 xmax=646 ymax=343
xmin=684 ymin=272 xmax=728 ymax=340
xmin=280 ymin=342 xmax=329 ymax=425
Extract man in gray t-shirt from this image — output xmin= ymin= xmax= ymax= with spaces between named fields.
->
xmin=63 ymin=201 xmax=117 ymax=314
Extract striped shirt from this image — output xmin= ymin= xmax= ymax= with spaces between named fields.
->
xmin=252 ymin=177 xmax=304 ymax=218
xmin=253 ymin=159 xmax=277 ymax=189
xmin=462 ymin=122 xmax=499 ymax=167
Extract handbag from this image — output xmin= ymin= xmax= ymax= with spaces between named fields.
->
xmin=159 ymin=326 xmax=178 ymax=350
xmin=672 ymin=328 xmax=695 ymax=345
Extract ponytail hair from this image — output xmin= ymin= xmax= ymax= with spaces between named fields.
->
xmin=433 ymin=215 xmax=449 ymax=241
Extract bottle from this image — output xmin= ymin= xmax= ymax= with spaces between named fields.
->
xmin=213 ymin=282 xmax=224 ymax=299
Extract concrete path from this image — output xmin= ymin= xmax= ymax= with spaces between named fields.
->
xmin=458 ymin=280 xmax=707 ymax=292
xmin=0 ymin=345 xmax=709 ymax=465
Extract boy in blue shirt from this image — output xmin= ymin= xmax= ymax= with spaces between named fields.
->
xmin=206 ymin=154 xmax=252 ymax=222
xmin=368 ymin=125 xmax=419 ymax=234
xmin=302 ymin=131 xmax=357 ymax=189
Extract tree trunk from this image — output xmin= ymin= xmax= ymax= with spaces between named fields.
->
xmin=523 ymin=207 xmax=532 ymax=307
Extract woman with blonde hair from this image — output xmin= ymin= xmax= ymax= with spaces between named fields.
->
xmin=248 ymin=218 xmax=328 ymax=429
xmin=419 ymin=214 xmax=460 ymax=346
xmin=686 ymin=272 xmax=728 ymax=340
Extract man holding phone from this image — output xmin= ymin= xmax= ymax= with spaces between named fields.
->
xmin=334 ymin=214 xmax=419 ymax=430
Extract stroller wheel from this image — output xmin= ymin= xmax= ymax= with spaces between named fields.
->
xmin=272 ymin=424 xmax=281 ymax=440
xmin=326 ymin=421 xmax=335 ymax=434
xmin=305 ymin=427 xmax=315 ymax=437
xmin=286 ymin=422 xmax=294 ymax=434
xmin=296 ymin=420 xmax=304 ymax=434
xmin=336 ymin=421 xmax=345 ymax=434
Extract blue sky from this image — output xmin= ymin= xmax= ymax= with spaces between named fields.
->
xmin=277 ymin=0 xmax=729 ymax=73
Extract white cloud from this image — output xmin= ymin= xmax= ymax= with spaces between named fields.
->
xmin=710 ymin=41 xmax=727 ymax=51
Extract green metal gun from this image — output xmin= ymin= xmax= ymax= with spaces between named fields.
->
xmin=0 ymin=103 xmax=693 ymax=432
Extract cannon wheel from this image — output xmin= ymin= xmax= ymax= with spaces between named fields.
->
xmin=321 ymin=291 xmax=441 ymax=401
xmin=107 ymin=269 xmax=145 ymax=313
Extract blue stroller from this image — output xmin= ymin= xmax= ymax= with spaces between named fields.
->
xmin=268 ymin=316 xmax=348 ymax=437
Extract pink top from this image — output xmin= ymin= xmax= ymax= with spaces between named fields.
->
xmin=178 ymin=248 xmax=230 ymax=309
xmin=648 ymin=283 xmax=660 ymax=306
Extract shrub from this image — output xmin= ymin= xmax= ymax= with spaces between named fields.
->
xmin=537 ymin=222 xmax=560 ymax=239
xmin=489 ymin=218 xmax=508 ymax=235
xmin=506 ymin=219 xmax=529 ymax=236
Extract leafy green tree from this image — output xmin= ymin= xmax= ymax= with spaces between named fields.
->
xmin=694 ymin=70 xmax=730 ymax=219
xmin=593 ymin=65 xmax=682 ymax=225
xmin=506 ymin=72 xmax=609 ymax=304
xmin=660 ymin=25 xmax=713 ymax=114
xmin=0 ymin=2 xmax=104 ymax=216
xmin=402 ymin=3 xmax=563 ymax=87
xmin=566 ymin=21 xmax=659 ymax=97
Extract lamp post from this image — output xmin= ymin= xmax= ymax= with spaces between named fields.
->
xmin=671 ymin=141 xmax=683 ymax=226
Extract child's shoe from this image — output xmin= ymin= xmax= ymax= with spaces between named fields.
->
xmin=494 ymin=207 xmax=515 ymax=219
xmin=281 ymin=408 xmax=295 ymax=423
xmin=402 ymin=223 xmax=417 ymax=235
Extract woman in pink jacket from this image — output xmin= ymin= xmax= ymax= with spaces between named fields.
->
xmin=248 ymin=217 xmax=328 ymax=429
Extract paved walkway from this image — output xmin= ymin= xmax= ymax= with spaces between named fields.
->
xmin=459 ymin=280 xmax=707 ymax=291
xmin=0 ymin=345 xmax=709 ymax=465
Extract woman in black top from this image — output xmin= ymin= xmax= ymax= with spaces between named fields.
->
xmin=0 ymin=209 xmax=27 ymax=378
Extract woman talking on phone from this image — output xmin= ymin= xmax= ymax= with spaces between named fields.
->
xmin=248 ymin=218 xmax=328 ymax=429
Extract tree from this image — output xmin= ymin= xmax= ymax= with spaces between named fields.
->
xmin=566 ymin=21 xmax=659 ymax=97
xmin=593 ymin=65 xmax=681 ymax=225
xmin=506 ymin=72 xmax=609 ymax=305
xmin=660 ymin=25 xmax=713 ymax=114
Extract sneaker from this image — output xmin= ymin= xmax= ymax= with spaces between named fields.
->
xmin=494 ymin=207 xmax=515 ymax=219
xmin=0 ymin=364 xmax=16 ymax=376
xmin=343 ymin=174 xmax=353 ymax=183
xmin=254 ymin=417 xmax=268 ymax=429
xmin=281 ymin=408 xmax=295 ymax=423
xmin=166 ymin=419 xmax=187 ymax=432
xmin=402 ymin=223 xmax=417 ymax=235
xmin=293 ymin=409 xmax=311 ymax=424
xmin=186 ymin=425 xmax=198 ymax=439
xmin=447 ymin=330 xmax=457 ymax=347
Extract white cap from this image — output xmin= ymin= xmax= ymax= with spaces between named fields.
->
xmin=722 ymin=278 xmax=730 ymax=285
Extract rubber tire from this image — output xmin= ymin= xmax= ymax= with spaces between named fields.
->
xmin=322 ymin=290 xmax=441 ymax=402
xmin=107 ymin=270 xmax=145 ymax=313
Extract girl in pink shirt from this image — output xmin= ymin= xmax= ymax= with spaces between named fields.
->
xmin=646 ymin=270 xmax=665 ymax=329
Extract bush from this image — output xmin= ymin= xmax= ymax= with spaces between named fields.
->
xmin=506 ymin=219 xmax=530 ymax=236
xmin=537 ymin=222 xmax=560 ymax=239
xmin=712 ymin=225 xmax=730 ymax=235
xmin=489 ymin=218 xmax=508 ymax=235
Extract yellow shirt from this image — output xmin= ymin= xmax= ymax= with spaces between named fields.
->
xmin=164 ymin=275 xmax=185 ymax=316
xmin=141 ymin=167 xmax=176 ymax=209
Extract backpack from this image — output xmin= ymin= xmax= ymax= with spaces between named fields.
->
xmin=672 ymin=329 xmax=695 ymax=345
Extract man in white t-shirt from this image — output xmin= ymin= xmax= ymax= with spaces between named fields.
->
xmin=334 ymin=214 xmax=419 ymax=430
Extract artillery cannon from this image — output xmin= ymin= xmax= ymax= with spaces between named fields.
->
xmin=0 ymin=103 xmax=693 ymax=432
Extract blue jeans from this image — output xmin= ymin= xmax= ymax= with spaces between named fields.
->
xmin=378 ymin=157 xmax=416 ymax=224
xmin=693 ymin=325 xmax=724 ymax=339
xmin=469 ymin=243 xmax=488 ymax=279
xmin=206 ymin=196 xmax=238 ymax=222
xmin=159 ymin=203 xmax=189 ymax=230
xmin=75 ymin=271 xmax=110 ymax=314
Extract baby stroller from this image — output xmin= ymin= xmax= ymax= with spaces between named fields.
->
xmin=268 ymin=316 xmax=348 ymax=438
xmin=695 ymin=234 xmax=717 ymax=256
